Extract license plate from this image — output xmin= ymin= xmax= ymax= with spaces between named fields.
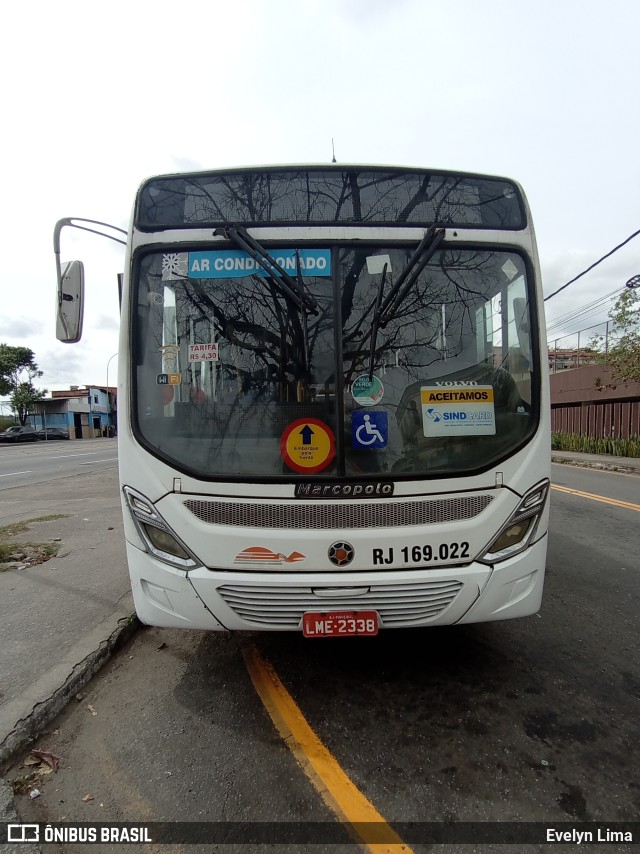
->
xmin=302 ymin=611 xmax=379 ymax=638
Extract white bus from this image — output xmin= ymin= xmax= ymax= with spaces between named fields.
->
xmin=56 ymin=165 xmax=550 ymax=637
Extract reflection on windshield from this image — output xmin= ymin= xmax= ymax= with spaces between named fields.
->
xmin=135 ymin=248 xmax=336 ymax=478
xmin=134 ymin=246 xmax=537 ymax=479
xmin=137 ymin=169 xmax=525 ymax=230
xmin=341 ymin=247 xmax=534 ymax=475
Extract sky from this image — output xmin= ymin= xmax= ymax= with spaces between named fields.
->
xmin=1 ymin=0 xmax=638 ymax=394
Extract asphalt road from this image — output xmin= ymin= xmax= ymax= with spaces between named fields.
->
xmin=551 ymin=460 xmax=640 ymax=505
xmin=0 ymin=439 xmax=117 ymax=492
xmin=8 ymin=462 xmax=640 ymax=852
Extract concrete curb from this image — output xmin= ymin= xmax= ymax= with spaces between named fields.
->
xmin=0 ymin=596 xmax=140 ymax=774
xmin=1 ymin=597 xmax=140 ymax=850
xmin=551 ymin=455 xmax=640 ymax=475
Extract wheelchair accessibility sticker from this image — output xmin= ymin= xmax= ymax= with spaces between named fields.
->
xmin=352 ymin=411 xmax=388 ymax=449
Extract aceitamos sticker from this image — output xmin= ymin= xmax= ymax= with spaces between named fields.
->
xmin=421 ymin=385 xmax=496 ymax=436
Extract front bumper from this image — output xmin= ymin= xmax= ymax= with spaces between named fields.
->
xmin=127 ymin=535 xmax=547 ymax=631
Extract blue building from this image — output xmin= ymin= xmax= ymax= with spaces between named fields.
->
xmin=31 ymin=386 xmax=117 ymax=439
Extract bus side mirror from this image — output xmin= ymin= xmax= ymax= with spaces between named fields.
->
xmin=56 ymin=260 xmax=85 ymax=343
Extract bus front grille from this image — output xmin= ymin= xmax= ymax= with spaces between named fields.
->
xmin=216 ymin=579 xmax=464 ymax=627
xmin=184 ymin=494 xmax=493 ymax=529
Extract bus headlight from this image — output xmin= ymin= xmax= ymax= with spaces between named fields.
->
xmin=481 ymin=480 xmax=549 ymax=563
xmin=123 ymin=486 xmax=201 ymax=570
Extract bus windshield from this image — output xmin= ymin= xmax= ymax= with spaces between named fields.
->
xmin=133 ymin=244 xmax=537 ymax=480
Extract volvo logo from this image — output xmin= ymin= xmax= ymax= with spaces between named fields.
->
xmin=328 ymin=542 xmax=355 ymax=567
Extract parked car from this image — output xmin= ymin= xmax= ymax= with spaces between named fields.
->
xmin=0 ymin=426 xmax=38 ymax=443
xmin=35 ymin=428 xmax=70 ymax=441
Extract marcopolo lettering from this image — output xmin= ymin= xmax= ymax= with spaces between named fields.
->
xmin=295 ymin=481 xmax=394 ymax=499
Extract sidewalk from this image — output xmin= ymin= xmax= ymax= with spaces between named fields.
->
xmin=0 ymin=468 xmax=137 ymax=774
xmin=551 ymin=449 xmax=640 ymax=475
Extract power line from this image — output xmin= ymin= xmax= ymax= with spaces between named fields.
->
xmin=546 ymin=285 xmax=621 ymax=326
xmin=547 ymin=309 xmax=613 ymax=339
xmin=546 ymin=286 xmax=624 ymax=334
xmin=547 ymin=320 xmax=611 ymax=345
xmin=543 ymin=227 xmax=640 ymax=302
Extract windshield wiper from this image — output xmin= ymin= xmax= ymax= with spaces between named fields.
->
xmin=365 ymin=226 xmax=446 ymax=379
xmin=214 ymin=224 xmax=319 ymax=315
xmin=377 ymin=225 xmax=446 ymax=328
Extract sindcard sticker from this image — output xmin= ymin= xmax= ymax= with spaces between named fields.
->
xmin=421 ymin=386 xmax=496 ymax=436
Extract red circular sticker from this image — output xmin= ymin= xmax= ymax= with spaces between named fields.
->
xmin=280 ymin=418 xmax=335 ymax=474
xmin=190 ymin=388 xmax=208 ymax=404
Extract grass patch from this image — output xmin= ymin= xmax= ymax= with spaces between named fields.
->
xmin=0 ymin=515 xmax=68 ymax=567
xmin=552 ymin=432 xmax=640 ymax=457
xmin=0 ymin=514 xmax=67 ymax=540
xmin=0 ymin=543 xmax=16 ymax=562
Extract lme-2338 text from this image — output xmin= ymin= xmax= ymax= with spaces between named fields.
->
xmin=373 ymin=542 xmax=471 ymax=565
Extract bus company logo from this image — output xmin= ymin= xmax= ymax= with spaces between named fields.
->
xmin=328 ymin=542 xmax=355 ymax=567
xmin=295 ymin=481 xmax=394 ymax=499
xmin=234 ymin=547 xmax=305 ymax=566
xmin=7 ymin=825 xmax=39 ymax=843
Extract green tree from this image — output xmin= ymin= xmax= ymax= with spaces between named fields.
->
xmin=11 ymin=382 xmax=47 ymax=425
xmin=593 ymin=287 xmax=640 ymax=388
xmin=0 ymin=345 xmax=47 ymax=425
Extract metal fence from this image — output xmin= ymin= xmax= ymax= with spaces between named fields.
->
xmin=551 ymin=399 xmax=640 ymax=439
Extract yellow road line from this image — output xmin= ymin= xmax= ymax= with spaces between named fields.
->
xmin=551 ymin=483 xmax=640 ymax=512
xmin=242 ymin=644 xmax=413 ymax=853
